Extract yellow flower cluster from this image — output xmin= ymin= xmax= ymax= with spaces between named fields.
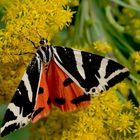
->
xmin=0 ymin=0 xmax=73 ymax=62
xmin=92 ymin=40 xmax=112 ymax=55
xmin=30 ymin=84 xmax=140 ymax=140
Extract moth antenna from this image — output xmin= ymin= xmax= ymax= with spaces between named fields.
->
xmin=19 ymin=30 xmax=38 ymax=49
xmin=24 ymin=36 xmax=38 ymax=49
xmin=35 ymin=28 xmax=42 ymax=39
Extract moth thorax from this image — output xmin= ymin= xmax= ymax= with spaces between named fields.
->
xmin=37 ymin=46 xmax=53 ymax=64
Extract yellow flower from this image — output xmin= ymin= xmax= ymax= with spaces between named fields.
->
xmin=106 ymin=112 xmax=119 ymax=130
xmin=94 ymin=89 xmax=121 ymax=115
xmin=135 ymin=106 xmax=140 ymax=116
xmin=122 ymin=101 xmax=135 ymax=110
xmin=117 ymin=112 xmax=134 ymax=136
xmin=92 ymin=40 xmax=112 ymax=55
xmin=133 ymin=121 xmax=140 ymax=139
xmin=131 ymin=51 xmax=140 ymax=62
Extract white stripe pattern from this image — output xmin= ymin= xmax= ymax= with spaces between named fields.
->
xmin=73 ymin=50 xmax=86 ymax=79
xmin=39 ymin=47 xmax=47 ymax=62
xmin=1 ymin=103 xmax=30 ymax=133
xmin=52 ymin=47 xmax=63 ymax=63
xmin=22 ymin=72 xmax=33 ymax=102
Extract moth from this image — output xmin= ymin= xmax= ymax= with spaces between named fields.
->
xmin=0 ymin=39 xmax=129 ymax=137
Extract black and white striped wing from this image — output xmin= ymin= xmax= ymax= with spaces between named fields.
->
xmin=1 ymin=55 xmax=43 ymax=137
xmin=53 ymin=46 xmax=129 ymax=96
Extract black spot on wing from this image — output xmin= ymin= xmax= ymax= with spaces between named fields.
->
xmin=47 ymin=97 xmax=51 ymax=105
xmin=22 ymin=123 xmax=26 ymax=127
xmin=32 ymin=107 xmax=44 ymax=120
xmin=71 ymin=94 xmax=90 ymax=104
xmin=54 ymin=98 xmax=66 ymax=105
xmin=39 ymin=87 xmax=44 ymax=94
xmin=105 ymin=85 xmax=109 ymax=91
xmin=63 ymin=78 xmax=73 ymax=87
xmin=92 ymin=89 xmax=95 ymax=92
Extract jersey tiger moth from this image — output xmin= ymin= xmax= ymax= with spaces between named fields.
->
xmin=0 ymin=39 xmax=129 ymax=137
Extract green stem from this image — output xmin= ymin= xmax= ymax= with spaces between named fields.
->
xmin=105 ymin=6 xmax=124 ymax=33
xmin=111 ymin=0 xmax=140 ymax=12
xmin=105 ymin=23 xmax=135 ymax=53
xmin=129 ymin=74 xmax=140 ymax=83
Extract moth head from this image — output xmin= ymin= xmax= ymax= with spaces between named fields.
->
xmin=39 ymin=38 xmax=48 ymax=46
